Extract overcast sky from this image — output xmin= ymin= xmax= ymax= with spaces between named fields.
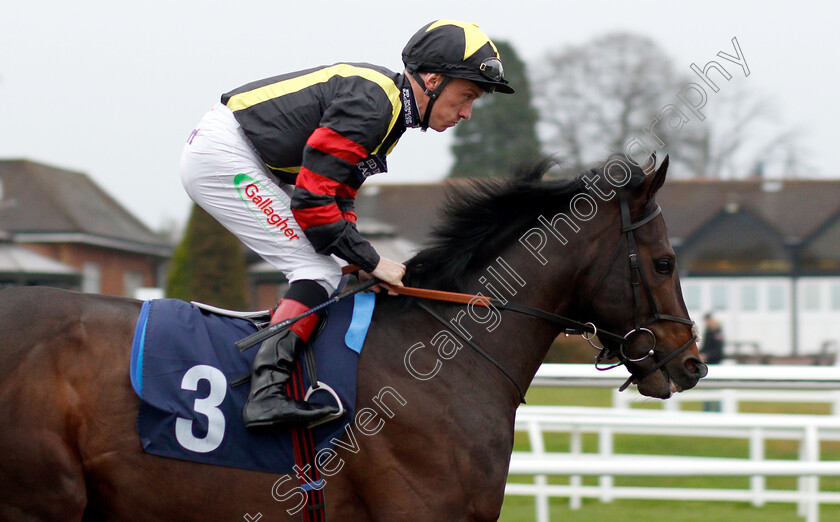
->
xmin=1 ymin=0 xmax=836 ymax=231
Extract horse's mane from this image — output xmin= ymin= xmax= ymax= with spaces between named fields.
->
xmin=403 ymin=155 xmax=647 ymax=292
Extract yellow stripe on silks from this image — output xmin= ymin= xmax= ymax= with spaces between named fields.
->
xmin=427 ymin=20 xmax=499 ymax=60
xmin=370 ymin=73 xmax=402 ymax=155
xmin=384 ymin=139 xmax=400 ymax=156
xmin=267 ymin=165 xmax=301 ymax=174
xmin=226 ymin=64 xmax=401 ymax=156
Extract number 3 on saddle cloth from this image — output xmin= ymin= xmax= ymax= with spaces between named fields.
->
xmin=129 ymin=292 xmax=375 ymax=474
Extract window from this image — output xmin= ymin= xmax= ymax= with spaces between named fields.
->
xmin=681 ymin=284 xmax=701 ymax=311
xmin=82 ymin=262 xmax=101 ymax=294
xmin=831 ymin=284 xmax=840 ymax=311
xmin=802 ymin=282 xmax=821 ymax=311
xmin=123 ymin=271 xmax=145 ymax=298
xmin=768 ymin=284 xmax=786 ymax=311
xmin=711 ymin=284 xmax=728 ymax=311
xmin=740 ymin=284 xmax=758 ymax=311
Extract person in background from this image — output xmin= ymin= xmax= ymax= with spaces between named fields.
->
xmin=700 ymin=312 xmax=724 ymax=411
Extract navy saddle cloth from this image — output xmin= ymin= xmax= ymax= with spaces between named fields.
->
xmin=129 ymin=293 xmax=375 ymax=474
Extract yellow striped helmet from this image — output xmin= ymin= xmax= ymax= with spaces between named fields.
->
xmin=402 ymin=20 xmax=514 ymax=94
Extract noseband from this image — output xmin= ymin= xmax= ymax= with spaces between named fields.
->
xmin=585 ymin=195 xmax=696 ymax=391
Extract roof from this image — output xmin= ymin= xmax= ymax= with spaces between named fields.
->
xmin=656 ymin=179 xmax=840 ymax=244
xmin=356 ymin=184 xmax=449 ymax=245
xmin=355 ymin=177 xmax=840 ymax=276
xmin=0 ymin=160 xmax=172 ymax=257
xmin=675 ymin=206 xmax=793 ymax=275
xmin=0 ymin=243 xmax=80 ymax=278
xmin=359 ymin=178 xmax=840 ymax=246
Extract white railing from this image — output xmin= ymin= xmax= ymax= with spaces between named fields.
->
xmin=506 ymin=364 xmax=840 ymax=522
xmin=613 ymin=387 xmax=840 ymax=414
xmin=532 ymin=363 xmax=840 ymax=390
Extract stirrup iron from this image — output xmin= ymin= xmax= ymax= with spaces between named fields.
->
xmin=304 ymin=381 xmax=345 ymax=428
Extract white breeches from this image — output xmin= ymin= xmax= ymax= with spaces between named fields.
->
xmin=180 ymin=103 xmax=342 ymax=295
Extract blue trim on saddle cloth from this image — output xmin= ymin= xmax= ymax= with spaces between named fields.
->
xmin=129 ymin=293 xmax=376 ymax=475
xmin=130 ymin=299 xmax=151 ymax=396
xmin=345 ymin=292 xmax=375 ymax=354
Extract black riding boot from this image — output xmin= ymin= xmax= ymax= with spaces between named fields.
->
xmin=242 ymin=330 xmax=338 ymax=428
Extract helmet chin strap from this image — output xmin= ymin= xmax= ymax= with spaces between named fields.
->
xmin=410 ymin=70 xmax=450 ymax=132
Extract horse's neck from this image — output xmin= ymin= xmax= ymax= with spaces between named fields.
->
xmin=457 ymin=240 xmax=583 ymax=401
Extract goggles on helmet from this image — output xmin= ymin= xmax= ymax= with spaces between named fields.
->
xmin=478 ymin=58 xmax=504 ymax=83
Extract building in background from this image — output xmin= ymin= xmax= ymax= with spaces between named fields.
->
xmin=662 ymin=178 xmax=840 ymax=362
xmin=0 ymin=160 xmax=172 ymax=297
xmin=0 ymin=228 xmax=81 ymax=289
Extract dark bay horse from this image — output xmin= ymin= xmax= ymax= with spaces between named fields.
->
xmin=0 ymin=155 xmax=705 ymax=521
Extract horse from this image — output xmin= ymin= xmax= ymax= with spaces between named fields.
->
xmin=0 ymin=154 xmax=706 ymax=521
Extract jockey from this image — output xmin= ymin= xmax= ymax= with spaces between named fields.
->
xmin=180 ymin=20 xmax=514 ymax=429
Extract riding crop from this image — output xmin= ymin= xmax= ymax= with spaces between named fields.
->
xmin=235 ymin=277 xmax=379 ymax=351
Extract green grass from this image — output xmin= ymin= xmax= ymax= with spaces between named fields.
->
xmin=500 ymin=386 xmax=840 ymax=521
xmin=500 ymin=497 xmax=826 ymax=522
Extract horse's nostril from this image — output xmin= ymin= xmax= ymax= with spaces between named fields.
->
xmin=684 ymin=358 xmax=708 ymax=379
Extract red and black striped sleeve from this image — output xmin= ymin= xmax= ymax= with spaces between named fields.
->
xmin=291 ymin=126 xmax=382 ymax=272
xmin=290 ymin=71 xmax=405 ymax=272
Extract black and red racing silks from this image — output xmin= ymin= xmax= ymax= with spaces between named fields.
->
xmin=221 ymin=62 xmax=417 ymax=273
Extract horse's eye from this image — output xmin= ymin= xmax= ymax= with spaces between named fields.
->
xmin=655 ymin=258 xmax=674 ymax=274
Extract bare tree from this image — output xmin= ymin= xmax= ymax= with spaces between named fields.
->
xmin=533 ymin=32 xmax=805 ymax=178
xmin=685 ymin=84 xmax=811 ymax=178
xmin=534 ymin=33 xmax=683 ymax=171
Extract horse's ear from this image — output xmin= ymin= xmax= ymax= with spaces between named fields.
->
xmin=644 ymin=154 xmax=669 ymax=203
xmin=642 ymin=151 xmax=657 ymax=175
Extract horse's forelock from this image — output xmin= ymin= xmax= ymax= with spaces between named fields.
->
xmin=601 ymin=154 xmax=649 ymax=197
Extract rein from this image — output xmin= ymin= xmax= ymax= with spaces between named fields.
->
xmin=395 ymin=282 xmax=693 ymax=399
xmin=391 ymin=285 xmax=625 ymax=342
xmin=415 ymin=300 xmax=528 ymax=403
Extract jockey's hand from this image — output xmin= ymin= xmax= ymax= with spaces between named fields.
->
xmin=367 ymin=257 xmax=406 ymax=296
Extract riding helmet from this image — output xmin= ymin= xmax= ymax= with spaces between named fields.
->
xmin=402 ymin=20 xmax=515 ymax=94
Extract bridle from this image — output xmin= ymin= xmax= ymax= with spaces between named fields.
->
xmin=582 ymin=194 xmax=697 ymax=392
xmin=407 ymin=192 xmax=697 ymax=401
